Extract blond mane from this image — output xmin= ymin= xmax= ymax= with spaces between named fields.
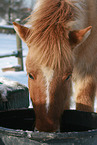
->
xmin=26 ymin=0 xmax=79 ymax=70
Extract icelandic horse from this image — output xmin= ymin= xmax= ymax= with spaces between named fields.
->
xmin=13 ymin=0 xmax=97 ymax=132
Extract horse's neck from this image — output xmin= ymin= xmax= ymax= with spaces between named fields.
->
xmin=72 ymin=0 xmax=97 ymax=30
xmin=86 ymin=0 xmax=97 ymax=27
xmin=73 ymin=0 xmax=97 ymax=77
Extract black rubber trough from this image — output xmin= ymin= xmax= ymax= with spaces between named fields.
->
xmin=0 ymin=109 xmax=97 ymax=145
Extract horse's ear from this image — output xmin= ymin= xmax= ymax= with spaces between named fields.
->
xmin=69 ymin=26 xmax=92 ymax=48
xmin=13 ymin=22 xmax=30 ymax=42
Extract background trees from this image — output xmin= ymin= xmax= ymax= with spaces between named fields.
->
xmin=0 ymin=0 xmax=34 ymax=24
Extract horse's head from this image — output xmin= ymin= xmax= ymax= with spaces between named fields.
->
xmin=13 ymin=0 xmax=91 ymax=132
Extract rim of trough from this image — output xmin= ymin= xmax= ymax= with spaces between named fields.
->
xmin=0 ymin=127 xmax=97 ymax=142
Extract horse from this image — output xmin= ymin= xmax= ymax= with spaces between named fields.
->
xmin=13 ymin=0 xmax=95 ymax=132
xmin=72 ymin=0 xmax=97 ymax=112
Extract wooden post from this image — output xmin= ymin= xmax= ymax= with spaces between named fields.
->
xmin=16 ymin=33 xmax=24 ymax=71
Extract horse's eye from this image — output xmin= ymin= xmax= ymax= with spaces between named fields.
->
xmin=28 ymin=73 xmax=34 ymax=80
xmin=65 ymin=74 xmax=71 ymax=81
xmin=62 ymin=74 xmax=71 ymax=81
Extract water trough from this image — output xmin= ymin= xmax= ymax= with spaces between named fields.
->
xmin=0 ymin=109 xmax=97 ymax=145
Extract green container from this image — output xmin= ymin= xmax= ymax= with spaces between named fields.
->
xmin=0 ymin=77 xmax=29 ymax=110
xmin=0 ymin=109 xmax=97 ymax=145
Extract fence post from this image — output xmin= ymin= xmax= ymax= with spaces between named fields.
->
xmin=16 ymin=33 xmax=24 ymax=71
xmin=15 ymin=19 xmax=24 ymax=71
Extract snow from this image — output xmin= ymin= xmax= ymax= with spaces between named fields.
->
xmin=0 ymin=25 xmax=14 ymax=29
xmin=0 ymin=83 xmax=8 ymax=102
xmin=0 ymin=19 xmax=6 ymax=26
